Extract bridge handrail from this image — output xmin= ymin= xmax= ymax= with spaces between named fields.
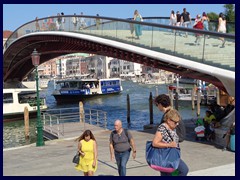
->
xmin=4 ymin=15 xmax=235 ymax=72
xmin=4 ymin=15 xmax=235 ymax=50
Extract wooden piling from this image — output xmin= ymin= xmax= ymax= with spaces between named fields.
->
xmin=24 ymin=106 xmax=29 ymax=139
xmin=79 ymin=101 xmax=85 ymax=123
xmin=216 ymin=88 xmax=220 ymax=105
xmin=197 ymin=91 xmax=201 ymax=116
xmin=127 ymin=94 xmax=130 ymax=124
xmin=207 ymin=87 xmax=210 ymax=105
xmin=191 ymin=87 xmax=195 ymax=110
xmin=169 ymin=91 xmax=174 ymax=107
xmin=149 ymin=92 xmax=153 ymax=124
xmin=175 ymin=92 xmax=179 ymax=111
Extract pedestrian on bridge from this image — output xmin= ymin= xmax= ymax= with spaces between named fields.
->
xmin=193 ymin=14 xmax=204 ymax=45
xmin=133 ymin=10 xmax=143 ymax=39
xmin=169 ymin=10 xmax=177 ymax=33
xmin=56 ymin=13 xmax=62 ymax=31
xmin=95 ymin=14 xmax=101 ymax=30
xmin=75 ymin=130 xmax=98 ymax=176
xmin=61 ymin=12 xmax=65 ymax=31
xmin=180 ymin=8 xmax=191 ymax=38
xmin=35 ymin=17 xmax=40 ymax=32
xmin=218 ymin=12 xmax=227 ymax=48
xmin=79 ymin=12 xmax=87 ymax=30
xmin=72 ymin=13 xmax=79 ymax=31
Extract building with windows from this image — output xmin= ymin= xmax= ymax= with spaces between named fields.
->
xmin=38 ymin=59 xmax=57 ymax=77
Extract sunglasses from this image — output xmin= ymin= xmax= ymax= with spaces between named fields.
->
xmin=170 ymin=119 xmax=179 ymax=125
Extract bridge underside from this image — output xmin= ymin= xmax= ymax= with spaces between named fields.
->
xmin=4 ymin=33 xmax=227 ymax=92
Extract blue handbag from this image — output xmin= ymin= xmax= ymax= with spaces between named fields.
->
xmin=145 ymin=141 xmax=181 ymax=173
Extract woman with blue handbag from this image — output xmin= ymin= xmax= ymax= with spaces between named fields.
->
xmin=152 ymin=109 xmax=189 ymax=176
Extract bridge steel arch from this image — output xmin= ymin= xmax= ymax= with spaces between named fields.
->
xmin=3 ymin=31 xmax=234 ymax=96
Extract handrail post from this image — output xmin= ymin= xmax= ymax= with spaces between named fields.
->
xmin=42 ymin=113 xmax=46 ymax=130
xmin=151 ymin=26 xmax=154 ymax=49
xmin=116 ymin=21 xmax=118 ymax=38
xmin=174 ymin=31 xmax=177 ymax=54
xmin=50 ymin=115 xmax=52 ymax=133
xmin=104 ymin=112 xmax=107 ymax=129
xmin=202 ymin=35 xmax=206 ymax=62
xmin=101 ymin=20 xmax=103 ymax=36
xmin=62 ymin=122 xmax=64 ymax=136
xmin=57 ymin=117 xmax=60 ymax=137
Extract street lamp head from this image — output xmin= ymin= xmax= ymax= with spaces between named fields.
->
xmin=31 ymin=49 xmax=41 ymax=67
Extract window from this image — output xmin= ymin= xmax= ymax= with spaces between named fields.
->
xmin=3 ymin=93 xmax=13 ymax=103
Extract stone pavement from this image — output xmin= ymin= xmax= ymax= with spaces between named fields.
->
xmin=3 ymin=125 xmax=235 ymax=176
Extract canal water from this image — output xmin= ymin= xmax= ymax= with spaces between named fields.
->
xmin=3 ymin=80 xmax=208 ymax=149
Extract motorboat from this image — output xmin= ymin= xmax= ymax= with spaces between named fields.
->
xmin=168 ymin=85 xmax=200 ymax=106
xmin=3 ymin=88 xmax=48 ymax=121
xmin=52 ymin=78 xmax=123 ymax=103
xmin=168 ymin=85 xmax=216 ymax=106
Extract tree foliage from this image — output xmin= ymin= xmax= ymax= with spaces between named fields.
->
xmin=207 ymin=12 xmax=218 ymax=21
xmin=224 ymin=4 xmax=235 ymax=22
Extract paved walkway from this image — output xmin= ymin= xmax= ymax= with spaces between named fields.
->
xmin=3 ymin=124 xmax=235 ymax=176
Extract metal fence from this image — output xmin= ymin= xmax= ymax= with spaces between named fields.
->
xmin=42 ymin=107 xmax=107 ymax=138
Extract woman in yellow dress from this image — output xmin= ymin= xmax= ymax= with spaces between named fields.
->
xmin=75 ymin=130 xmax=98 ymax=176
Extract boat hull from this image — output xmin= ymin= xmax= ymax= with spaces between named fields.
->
xmin=4 ymin=88 xmax=48 ymax=122
xmin=173 ymin=99 xmax=197 ymax=107
xmin=53 ymin=92 xmax=121 ymax=104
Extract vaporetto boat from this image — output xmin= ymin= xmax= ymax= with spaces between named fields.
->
xmin=3 ymin=88 xmax=48 ymax=121
xmin=52 ymin=78 xmax=123 ymax=103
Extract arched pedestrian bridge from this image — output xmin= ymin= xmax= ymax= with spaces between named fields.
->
xmin=3 ymin=15 xmax=235 ymax=96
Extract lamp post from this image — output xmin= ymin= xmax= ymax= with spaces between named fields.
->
xmin=31 ymin=49 xmax=45 ymax=146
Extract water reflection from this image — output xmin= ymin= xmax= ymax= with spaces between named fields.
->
xmin=3 ymin=119 xmax=37 ymax=148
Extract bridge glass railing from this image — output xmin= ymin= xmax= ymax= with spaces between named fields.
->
xmin=4 ymin=15 xmax=235 ymax=71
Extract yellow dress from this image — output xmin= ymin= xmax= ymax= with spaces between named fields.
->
xmin=75 ymin=139 xmax=97 ymax=172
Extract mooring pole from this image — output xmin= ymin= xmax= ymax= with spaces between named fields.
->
xmin=127 ymin=94 xmax=130 ymax=124
xmin=24 ymin=106 xmax=29 ymax=139
xmin=149 ymin=92 xmax=153 ymax=124
xmin=175 ymin=92 xmax=179 ymax=111
xmin=79 ymin=101 xmax=85 ymax=123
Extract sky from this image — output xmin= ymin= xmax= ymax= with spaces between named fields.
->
xmin=3 ymin=4 xmax=226 ymax=31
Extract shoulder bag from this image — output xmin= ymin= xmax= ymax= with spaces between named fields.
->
xmin=145 ymin=126 xmax=181 ymax=173
xmin=72 ymin=151 xmax=80 ymax=164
